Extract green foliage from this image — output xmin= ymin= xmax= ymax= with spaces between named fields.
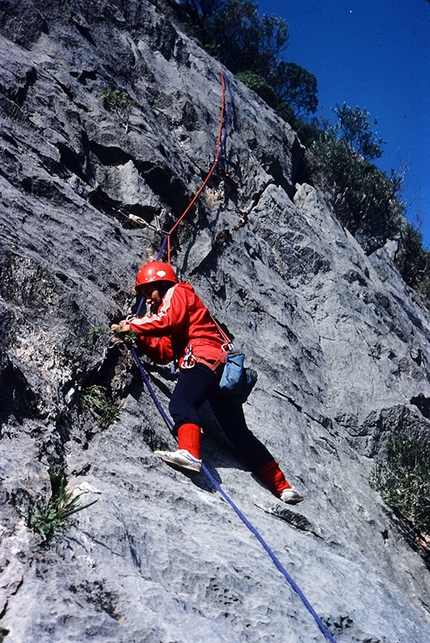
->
xmin=25 ymin=467 xmax=98 ymax=541
xmin=237 ymin=65 xmax=318 ymax=123
xmin=415 ymin=276 xmax=430 ymax=307
xmin=82 ymin=385 xmax=120 ymax=425
xmin=275 ymin=100 xmax=296 ymax=125
xmin=113 ymin=327 xmax=139 ymax=346
xmin=305 ymin=104 xmax=430 ymax=298
xmin=394 ymin=223 xmax=428 ymax=286
xmin=182 ymin=0 xmax=288 ymax=74
xmin=306 ymin=134 xmax=403 ymax=252
xmin=236 ymin=71 xmax=280 ymax=109
xmin=291 ymin=117 xmax=322 ymax=148
xmin=236 ymin=70 xmax=300 ymax=128
xmin=102 ymin=89 xmax=137 ymax=110
xmin=394 ymin=221 xmax=430 ymax=306
xmin=179 ymin=1 xmax=318 ymax=119
xmin=329 ymin=103 xmax=386 ymax=160
xmin=217 ymin=1 xmax=288 ymax=75
xmin=305 ymin=105 xmax=405 ymax=253
xmin=86 ymin=326 xmax=110 ymax=347
xmin=102 ymin=89 xmax=137 ymax=131
xmin=370 ymin=431 xmax=430 ymax=535
xmin=269 ymin=61 xmax=318 ymax=117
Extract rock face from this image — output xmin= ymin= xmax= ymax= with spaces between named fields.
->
xmin=1 ymin=1 xmax=429 ymax=642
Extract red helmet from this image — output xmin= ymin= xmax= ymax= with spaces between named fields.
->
xmin=135 ymin=261 xmax=178 ymax=289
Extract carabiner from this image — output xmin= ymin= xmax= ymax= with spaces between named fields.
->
xmin=182 ymin=345 xmax=196 ymax=369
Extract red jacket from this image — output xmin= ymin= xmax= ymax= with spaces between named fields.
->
xmin=129 ymin=282 xmax=228 ymax=369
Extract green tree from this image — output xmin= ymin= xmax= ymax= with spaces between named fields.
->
xmin=394 ymin=221 xmax=430 ymax=305
xmin=269 ymin=61 xmax=318 ymax=117
xmin=236 ymin=71 xmax=280 ymax=109
xmin=330 ymin=103 xmax=386 ymax=160
xmin=179 ymin=1 xmax=319 ymax=119
xmin=306 ymin=132 xmax=404 ymax=253
xmin=305 ymin=103 xmax=405 ymax=253
xmin=180 ymin=0 xmax=288 ymax=77
xmin=395 ymin=222 xmax=426 ymax=286
xmin=179 ymin=0 xmax=224 ymax=47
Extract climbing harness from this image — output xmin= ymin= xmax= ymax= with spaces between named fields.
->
xmin=125 ymin=70 xmax=338 ymax=643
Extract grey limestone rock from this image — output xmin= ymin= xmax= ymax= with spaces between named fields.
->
xmin=0 ymin=1 xmax=429 ymax=642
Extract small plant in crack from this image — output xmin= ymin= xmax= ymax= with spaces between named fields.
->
xmin=86 ymin=326 xmax=110 ymax=348
xmin=101 ymin=88 xmax=137 ymax=132
xmin=82 ymin=384 xmax=121 ymax=425
xmin=113 ymin=326 xmax=139 ymax=346
xmin=24 ymin=465 xmax=98 ymax=542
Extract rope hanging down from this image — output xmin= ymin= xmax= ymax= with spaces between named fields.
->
xmin=157 ymin=68 xmax=234 ymax=264
xmin=130 ymin=70 xmax=338 ymax=643
xmin=131 ymin=347 xmax=338 ymax=643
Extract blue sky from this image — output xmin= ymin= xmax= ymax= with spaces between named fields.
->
xmin=257 ymin=0 xmax=430 ymax=248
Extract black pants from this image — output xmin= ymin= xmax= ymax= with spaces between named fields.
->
xmin=169 ymin=363 xmax=273 ymax=472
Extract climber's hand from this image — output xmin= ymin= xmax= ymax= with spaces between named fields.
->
xmin=111 ymin=320 xmax=131 ymax=334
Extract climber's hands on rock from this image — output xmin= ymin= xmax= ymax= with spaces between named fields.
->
xmin=111 ymin=320 xmax=131 ymax=334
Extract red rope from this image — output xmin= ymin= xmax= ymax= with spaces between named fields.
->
xmin=165 ymin=69 xmax=227 ymax=264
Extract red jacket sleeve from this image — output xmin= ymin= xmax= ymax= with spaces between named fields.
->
xmin=136 ymin=335 xmax=175 ymax=365
xmin=129 ymin=284 xmax=187 ymax=336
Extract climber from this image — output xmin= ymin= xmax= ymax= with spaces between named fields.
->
xmin=111 ymin=261 xmax=304 ymax=505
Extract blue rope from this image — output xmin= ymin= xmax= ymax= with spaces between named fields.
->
xmin=201 ymin=462 xmax=338 ymax=643
xmin=129 ymin=347 xmax=337 ymax=643
xmin=130 ymin=345 xmax=173 ymax=429
xmin=156 ymin=227 xmax=168 ymax=262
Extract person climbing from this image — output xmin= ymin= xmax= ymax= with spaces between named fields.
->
xmin=111 ymin=261 xmax=304 ymax=505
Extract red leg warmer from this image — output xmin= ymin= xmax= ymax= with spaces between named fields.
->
xmin=259 ymin=459 xmax=291 ymax=494
xmin=177 ymin=423 xmax=201 ymax=459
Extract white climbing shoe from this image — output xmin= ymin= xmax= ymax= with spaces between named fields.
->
xmin=154 ymin=449 xmax=202 ymax=475
xmin=280 ymin=488 xmax=304 ymax=505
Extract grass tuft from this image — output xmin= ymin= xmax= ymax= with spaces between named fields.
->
xmin=25 ymin=468 xmax=98 ymax=541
